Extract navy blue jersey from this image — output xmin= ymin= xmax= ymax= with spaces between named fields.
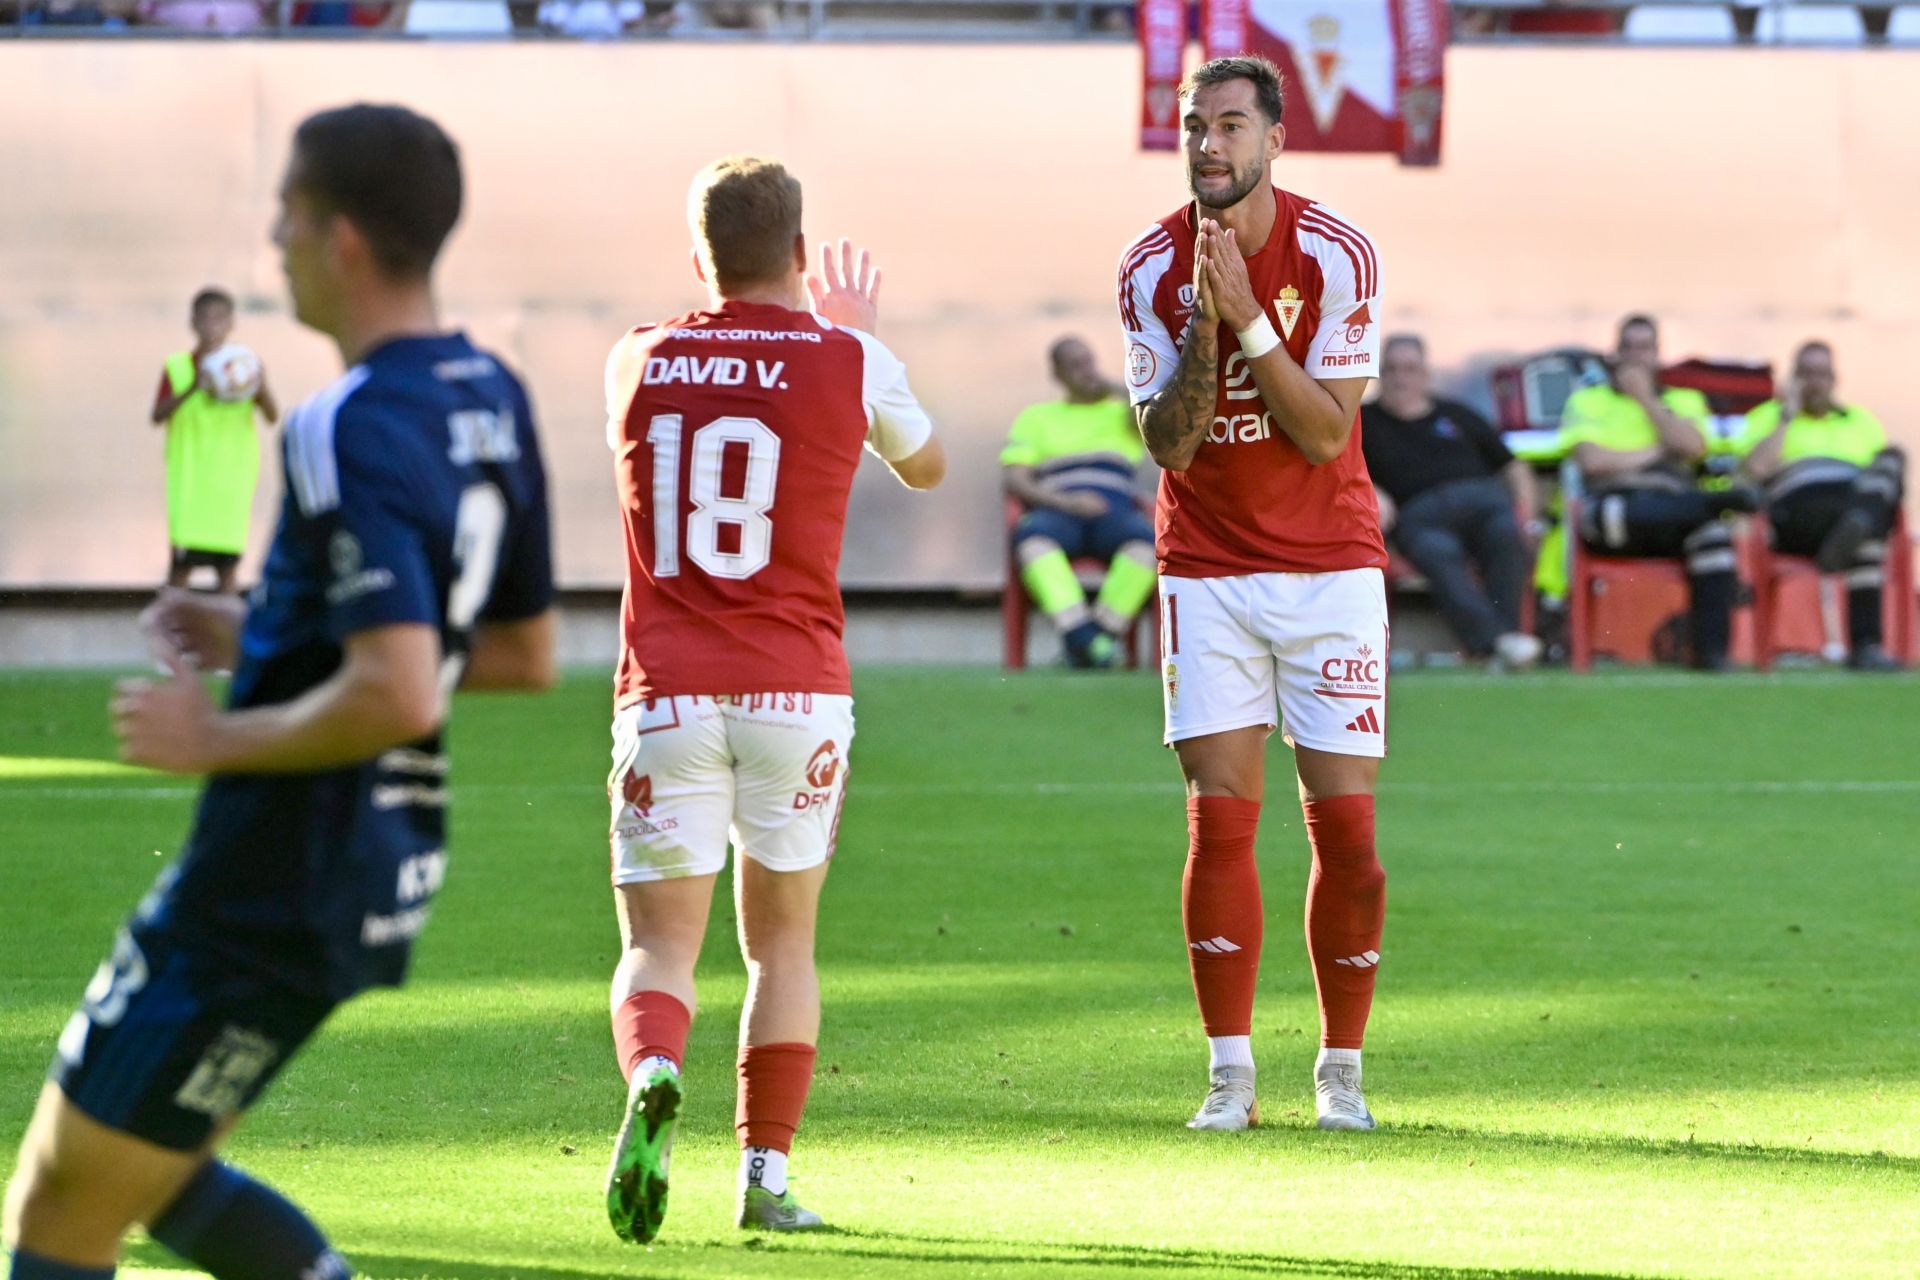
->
xmin=142 ymin=333 xmax=553 ymax=1000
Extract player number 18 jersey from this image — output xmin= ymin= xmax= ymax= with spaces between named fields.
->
xmin=605 ymin=299 xmax=933 ymax=704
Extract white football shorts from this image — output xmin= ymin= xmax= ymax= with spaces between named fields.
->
xmin=1157 ymin=569 xmax=1389 ymax=758
xmin=607 ymin=693 xmax=855 ymax=884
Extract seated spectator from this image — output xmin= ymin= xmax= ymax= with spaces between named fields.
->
xmin=704 ymin=0 xmax=770 ymax=29
xmin=20 ymin=1 xmax=135 ymax=25
xmin=536 ymin=0 xmax=645 ymax=33
xmin=382 ymin=0 xmax=512 ymax=32
xmin=292 ymin=2 xmax=395 ymax=26
xmin=1362 ymin=334 xmax=1543 ymax=669
xmin=1503 ymin=1 xmax=1617 ymax=36
xmin=1003 ymin=336 xmax=1156 ymax=669
xmin=136 ymin=0 xmax=267 ymax=29
xmin=1738 ymin=340 xmax=1906 ymax=671
xmin=1559 ymin=313 xmax=1757 ymax=671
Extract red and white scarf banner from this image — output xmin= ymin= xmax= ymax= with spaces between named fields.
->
xmin=1138 ymin=0 xmax=1189 ymax=152
xmin=1147 ymin=0 xmax=1447 ymax=167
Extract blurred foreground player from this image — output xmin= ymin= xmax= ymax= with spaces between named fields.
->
xmin=600 ymin=157 xmax=945 ymax=1242
xmin=3 ymin=104 xmax=555 ymax=1280
xmin=1119 ymin=56 xmax=1390 ymax=1133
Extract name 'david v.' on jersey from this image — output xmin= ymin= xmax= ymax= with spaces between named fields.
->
xmin=604 ymin=300 xmax=933 ymax=706
xmin=1119 ymin=190 xmax=1387 ymax=578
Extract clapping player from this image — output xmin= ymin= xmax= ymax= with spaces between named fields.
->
xmin=598 ymin=157 xmax=945 ymax=1243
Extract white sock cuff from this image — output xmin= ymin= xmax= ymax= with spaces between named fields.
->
xmin=1316 ymin=1047 xmax=1362 ymax=1068
xmin=739 ymin=1145 xmax=789 ymax=1196
xmin=1208 ymin=1035 xmax=1255 ymax=1070
xmin=635 ymin=1054 xmax=679 ymax=1079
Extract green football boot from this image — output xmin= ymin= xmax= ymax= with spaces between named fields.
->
xmin=737 ymin=1184 xmax=825 ymax=1232
xmin=606 ymin=1063 xmax=681 ymax=1243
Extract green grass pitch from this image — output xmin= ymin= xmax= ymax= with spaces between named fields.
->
xmin=3 ymin=666 xmax=1917 ymax=1279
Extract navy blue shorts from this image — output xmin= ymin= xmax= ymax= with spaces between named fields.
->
xmin=1013 ymin=493 xmax=1153 ymax=564
xmin=50 ymin=926 xmax=335 ymax=1151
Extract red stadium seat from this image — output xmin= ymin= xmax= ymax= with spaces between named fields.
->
xmin=1749 ymin=508 xmax=1917 ymax=670
xmin=1564 ymin=496 xmax=1758 ymax=671
xmin=1001 ymin=497 xmax=1158 ymax=671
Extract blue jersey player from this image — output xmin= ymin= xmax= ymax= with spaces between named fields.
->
xmin=3 ymin=105 xmax=555 ymax=1280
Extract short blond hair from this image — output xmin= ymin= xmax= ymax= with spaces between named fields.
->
xmin=688 ymin=156 xmax=803 ymax=291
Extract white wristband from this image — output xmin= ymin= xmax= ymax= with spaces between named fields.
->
xmin=1236 ymin=314 xmax=1280 ymax=360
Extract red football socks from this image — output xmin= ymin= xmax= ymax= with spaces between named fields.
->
xmin=737 ymin=1041 xmax=818 ymax=1154
xmin=1303 ymin=794 xmax=1387 ymax=1050
xmin=1182 ymin=794 xmax=1265 ymax=1038
xmin=612 ymin=990 xmax=691 ymax=1083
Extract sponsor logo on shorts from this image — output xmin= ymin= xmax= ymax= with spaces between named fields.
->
xmin=688 ymin=692 xmax=817 ymax=715
xmin=615 ymin=817 xmax=680 ymax=838
xmin=794 ymin=739 xmax=842 ymax=810
xmin=1315 ymin=642 xmax=1385 ymax=704
xmin=1320 ymin=643 xmax=1382 ymax=685
xmin=1344 ymin=706 xmax=1383 ymax=735
xmin=174 ymin=1026 xmax=280 ymax=1118
xmin=806 ymin=741 xmax=840 ymax=790
xmin=621 ymin=770 xmax=654 ymax=816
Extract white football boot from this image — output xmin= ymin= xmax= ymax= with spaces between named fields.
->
xmin=1187 ymin=1064 xmax=1259 ymax=1131
xmin=1314 ymin=1049 xmax=1376 ymax=1131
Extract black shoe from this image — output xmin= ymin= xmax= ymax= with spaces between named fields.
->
xmin=1846 ymin=644 xmax=1903 ymax=673
xmin=1815 ymin=509 xmax=1876 ymax=574
xmin=1062 ymin=621 xmax=1115 ymax=670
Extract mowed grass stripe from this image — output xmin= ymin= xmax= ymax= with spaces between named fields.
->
xmin=3 ymin=667 xmax=1916 ymax=1278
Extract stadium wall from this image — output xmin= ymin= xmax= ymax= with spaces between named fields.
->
xmin=1 ymin=43 xmax=1915 ymax=590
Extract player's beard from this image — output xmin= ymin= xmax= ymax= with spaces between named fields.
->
xmin=1187 ymin=155 xmax=1264 ymax=212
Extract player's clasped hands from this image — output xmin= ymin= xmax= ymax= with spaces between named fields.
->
xmin=1194 ymin=219 xmax=1261 ymax=333
xmin=806 ymin=237 xmax=882 ymax=334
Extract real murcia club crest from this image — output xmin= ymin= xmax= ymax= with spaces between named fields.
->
xmin=1274 ymin=286 xmax=1304 ymax=340
xmin=1302 ymin=13 xmax=1347 ymax=133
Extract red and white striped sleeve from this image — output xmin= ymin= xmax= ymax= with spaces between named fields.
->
xmin=1297 ymin=203 xmax=1382 ymax=380
xmin=1116 ymin=223 xmax=1180 ymax=406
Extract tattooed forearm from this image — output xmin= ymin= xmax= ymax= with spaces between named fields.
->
xmin=1137 ymin=321 xmax=1219 ymax=472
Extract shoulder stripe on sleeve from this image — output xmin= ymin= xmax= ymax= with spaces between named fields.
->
xmin=285 ymin=365 xmax=372 ymax=517
xmin=1117 ymin=228 xmax=1176 ymax=331
xmin=1300 ymin=207 xmax=1377 ymax=300
xmin=1119 ymin=227 xmax=1173 ymax=278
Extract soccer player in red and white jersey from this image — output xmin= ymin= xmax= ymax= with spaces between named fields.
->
xmin=1119 ymin=56 xmax=1389 ymax=1133
xmin=597 ymin=157 xmax=945 ymax=1243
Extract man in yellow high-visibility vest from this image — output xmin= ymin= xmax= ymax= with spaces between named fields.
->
xmin=1737 ymin=340 xmax=1906 ymax=671
xmin=150 ymin=287 xmax=279 ymax=592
